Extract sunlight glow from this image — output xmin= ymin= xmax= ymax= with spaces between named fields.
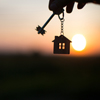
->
xmin=72 ymin=34 xmax=86 ymax=51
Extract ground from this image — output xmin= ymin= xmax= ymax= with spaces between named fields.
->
xmin=0 ymin=53 xmax=100 ymax=100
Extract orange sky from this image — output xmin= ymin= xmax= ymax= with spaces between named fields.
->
xmin=0 ymin=0 xmax=100 ymax=56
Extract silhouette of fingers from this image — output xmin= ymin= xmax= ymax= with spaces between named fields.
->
xmin=66 ymin=1 xmax=75 ymax=13
xmin=49 ymin=0 xmax=87 ymax=13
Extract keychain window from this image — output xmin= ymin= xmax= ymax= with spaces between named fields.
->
xmin=62 ymin=43 xmax=65 ymax=49
xmin=59 ymin=43 xmax=61 ymax=49
xmin=59 ymin=43 xmax=65 ymax=49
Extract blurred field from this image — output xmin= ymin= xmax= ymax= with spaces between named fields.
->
xmin=0 ymin=53 xmax=100 ymax=100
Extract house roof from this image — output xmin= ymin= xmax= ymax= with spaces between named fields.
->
xmin=52 ymin=35 xmax=72 ymax=42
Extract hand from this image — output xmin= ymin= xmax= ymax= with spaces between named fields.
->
xmin=49 ymin=0 xmax=97 ymax=13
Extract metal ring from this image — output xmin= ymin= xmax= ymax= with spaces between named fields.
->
xmin=58 ymin=11 xmax=64 ymax=21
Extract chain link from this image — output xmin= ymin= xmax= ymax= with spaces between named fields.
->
xmin=58 ymin=12 xmax=64 ymax=35
xmin=60 ymin=19 xmax=64 ymax=35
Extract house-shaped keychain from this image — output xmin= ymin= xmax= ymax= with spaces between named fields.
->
xmin=52 ymin=35 xmax=71 ymax=54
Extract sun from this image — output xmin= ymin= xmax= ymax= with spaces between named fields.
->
xmin=72 ymin=34 xmax=86 ymax=51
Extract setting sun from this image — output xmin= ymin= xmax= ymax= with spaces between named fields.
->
xmin=72 ymin=34 xmax=86 ymax=51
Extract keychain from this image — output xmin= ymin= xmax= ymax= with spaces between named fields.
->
xmin=52 ymin=11 xmax=71 ymax=54
xmin=36 ymin=9 xmax=71 ymax=54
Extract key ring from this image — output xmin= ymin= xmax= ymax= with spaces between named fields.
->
xmin=58 ymin=11 xmax=64 ymax=21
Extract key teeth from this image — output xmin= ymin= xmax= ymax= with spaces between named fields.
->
xmin=41 ymin=30 xmax=46 ymax=35
xmin=36 ymin=25 xmax=41 ymax=32
xmin=36 ymin=25 xmax=46 ymax=35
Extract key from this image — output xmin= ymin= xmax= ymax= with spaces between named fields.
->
xmin=36 ymin=9 xmax=64 ymax=35
xmin=36 ymin=13 xmax=55 ymax=35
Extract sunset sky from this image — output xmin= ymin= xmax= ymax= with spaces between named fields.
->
xmin=0 ymin=0 xmax=100 ymax=56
